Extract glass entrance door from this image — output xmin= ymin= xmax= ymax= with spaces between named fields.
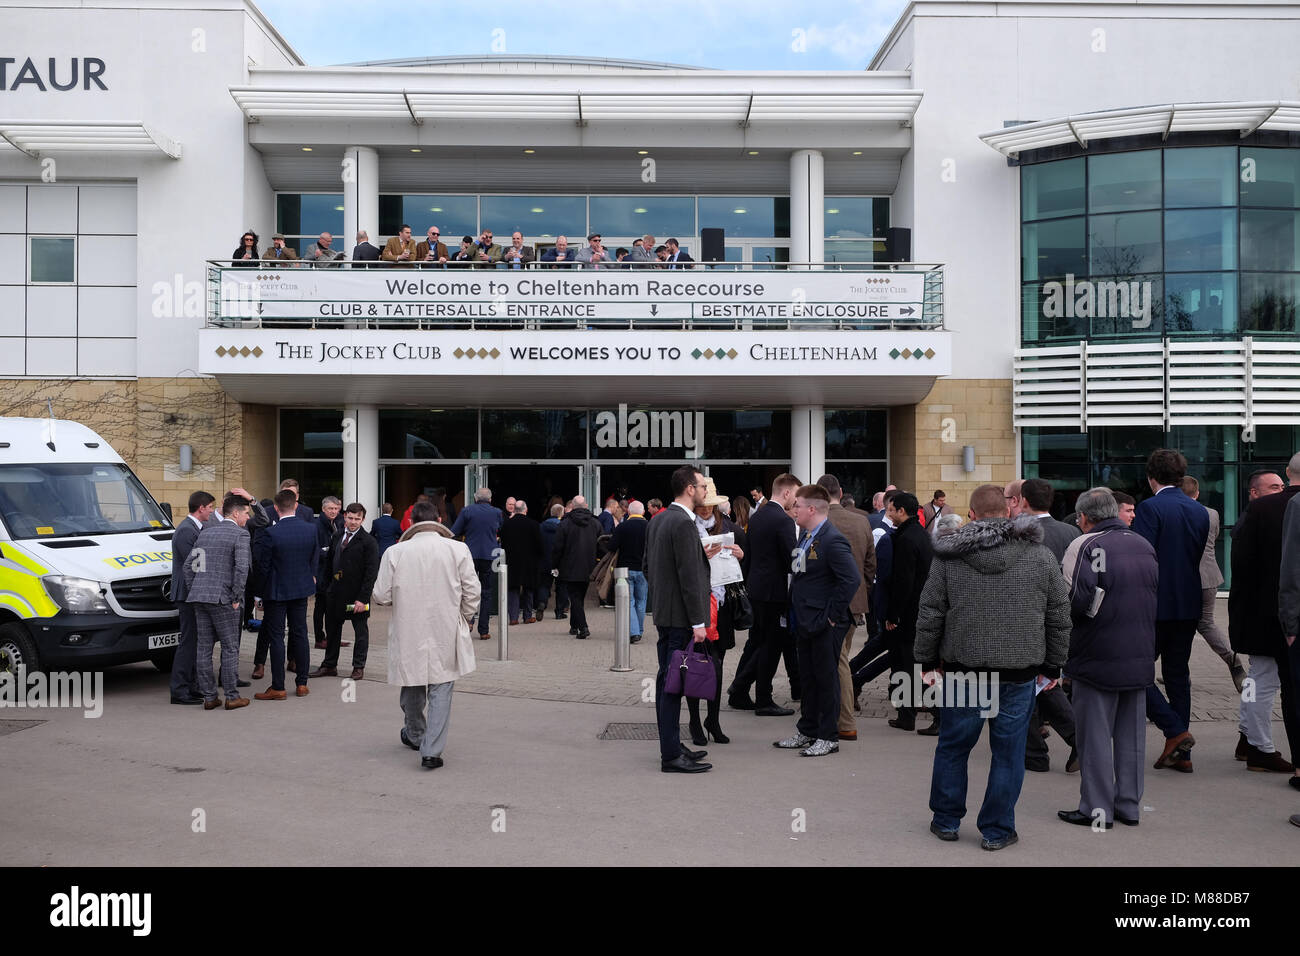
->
xmin=483 ymin=464 xmax=582 ymax=516
xmin=380 ymin=463 xmax=467 ymax=524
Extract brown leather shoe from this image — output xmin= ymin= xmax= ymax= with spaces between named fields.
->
xmin=314 ymin=640 xmax=328 ymax=650
xmin=526 ymin=617 xmax=536 ymax=624
xmin=296 ymin=685 xmax=310 ymax=697
xmin=838 ymin=730 xmax=858 ymax=741
xmin=203 ymin=698 xmax=221 ymax=710
xmin=251 ymin=665 xmax=265 ymax=680
xmin=350 ymin=667 xmax=364 ymax=680
xmin=308 ymin=666 xmax=338 ymax=678
xmin=1171 ymin=758 xmax=1194 ymax=773
xmin=1247 ymin=748 xmax=1295 ymax=773
xmin=254 ymin=687 xmax=286 ymax=701
xmin=225 ymin=697 xmax=250 ymax=710
xmin=1154 ymin=731 xmax=1195 ymax=769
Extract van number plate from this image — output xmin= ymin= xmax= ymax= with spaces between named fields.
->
xmin=148 ymin=632 xmax=180 ymax=650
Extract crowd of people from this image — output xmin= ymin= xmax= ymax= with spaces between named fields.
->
xmin=166 ymin=450 xmax=1300 ymax=837
xmin=230 ymin=227 xmax=697 ymax=270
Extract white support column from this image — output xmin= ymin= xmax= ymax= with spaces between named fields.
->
xmin=342 ymin=146 xmax=379 ymax=250
xmin=342 ymin=406 xmax=379 ymax=523
xmin=790 ymin=405 xmax=825 ymax=484
xmin=790 ymin=149 xmax=825 ymax=269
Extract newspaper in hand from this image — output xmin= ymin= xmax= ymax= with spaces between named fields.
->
xmin=701 ymin=532 xmax=744 ymax=587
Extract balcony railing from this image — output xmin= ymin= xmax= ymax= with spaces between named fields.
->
xmin=205 ymin=259 xmax=945 ymax=331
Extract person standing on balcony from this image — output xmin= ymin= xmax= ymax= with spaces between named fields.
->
xmin=382 ymin=224 xmax=416 ymax=267
xmin=415 ymin=226 xmax=448 ymax=266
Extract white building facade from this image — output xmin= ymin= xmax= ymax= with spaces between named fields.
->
xmin=2 ymin=0 xmax=1298 ymax=578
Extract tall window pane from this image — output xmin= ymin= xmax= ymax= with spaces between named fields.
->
xmin=1240 ymin=273 xmax=1298 ymax=334
xmin=1240 ymin=148 xmax=1300 ymax=208
xmin=1089 ymin=211 xmax=1162 ymax=275
xmin=1165 ymin=209 xmax=1236 ymax=272
xmin=1241 ymin=209 xmax=1300 ymax=272
xmin=1022 ymin=158 xmax=1085 ymax=220
xmin=1163 ymin=148 xmax=1236 ymax=208
xmin=378 ymin=410 xmax=478 ymax=460
xmin=1165 ymin=273 xmax=1236 ymax=335
xmin=823 ymin=197 xmax=879 ymax=239
xmin=1088 ymin=151 xmax=1161 ymax=213
xmin=588 ymin=196 xmax=693 ymax=238
xmin=280 ymin=409 xmax=345 ymax=459
xmin=480 ymin=196 xmax=584 ymax=239
xmin=1023 ymin=217 xmax=1086 ymax=281
xmin=276 ymin=194 xmax=344 ymax=237
xmin=379 ymin=195 xmax=476 ymax=240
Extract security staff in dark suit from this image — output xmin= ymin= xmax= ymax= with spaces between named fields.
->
xmin=884 ymin=491 xmax=933 ymax=731
xmin=311 ymin=503 xmax=380 ymax=681
xmin=252 ymin=489 xmax=320 ymax=699
xmin=169 ymin=491 xmax=216 ymax=704
xmin=370 ymin=504 xmax=402 ymax=558
xmin=643 ymin=465 xmax=715 ymax=773
xmin=772 ymin=484 xmax=861 ymax=756
xmin=727 ymin=474 xmax=802 ymax=715
xmin=252 ymin=481 xmax=314 ymax=678
xmin=1132 ymin=448 xmax=1210 ymax=772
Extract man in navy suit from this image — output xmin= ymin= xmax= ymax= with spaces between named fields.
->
xmin=728 ymin=473 xmax=802 ymax=715
xmin=370 ymin=502 xmax=402 ymax=558
xmin=253 ymin=489 xmax=319 ymax=699
xmin=169 ymin=491 xmax=216 ymax=705
xmin=664 ymin=238 xmax=693 ymax=269
xmin=252 ymin=479 xmax=314 ymax=678
xmin=1133 ymin=448 xmax=1210 ymax=773
xmin=773 ymin=484 xmax=861 ymax=757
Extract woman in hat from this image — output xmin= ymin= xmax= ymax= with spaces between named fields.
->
xmin=686 ymin=477 xmax=749 ymax=746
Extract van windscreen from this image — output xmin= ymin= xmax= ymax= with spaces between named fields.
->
xmin=0 ymin=463 xmax=172 ymax=540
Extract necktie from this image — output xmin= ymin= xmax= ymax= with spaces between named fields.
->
xmin=342 ymin=532 xmax=352 ymax=550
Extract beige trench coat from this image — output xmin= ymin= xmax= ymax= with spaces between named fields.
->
xmin=372 ymin=521 xmax=481 ymax=686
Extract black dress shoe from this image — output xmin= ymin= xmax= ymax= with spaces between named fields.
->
xmin=887 ymin=717 xmax=915 ymax=731
xmin=980 ymin=832 xmax=1019 ymax=851
xmin=569 ymin=626 xmax=579 ymax=635
xmin=576 ymin=630 xmax=590 ymax=639
xmin=754 ymin=704 xmax=795 ymax=717
xmin=555 ymin=611 xmax=567 ymax=620
xmin=1114 ymin=814 xmax=1139 ymax=827
xmin=170 ymin=696 xmax=203 ymax=705
xmin=236 ymin=679 xmax=251 ymax=688
xmin=400 ymin=728 xmax=420 ymax=751
xmin=421 ymin=756 xmax=444 ymax=770
xmin=681 ymin=745 xmax=708 ymax=761
xmin=1058 ymin=809 xmax=1111 ymax=829
xmin=930 ymin=821 xmax=959 ymax=842
xmin=917 ymin=719 xmax=940 ymax=736
xmin=1025 ymin=759 xmax=1051 ymax=773
xmin=662 ymin=755 xmax=711 ymax=773
xmin=728 ymin=695 xmax=757 ymax=710
xmin=630 ymin=634 xmax=642 ymax=644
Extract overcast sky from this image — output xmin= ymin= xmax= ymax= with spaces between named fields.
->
xmin=256 ymin=0 xmax=911 ymax=70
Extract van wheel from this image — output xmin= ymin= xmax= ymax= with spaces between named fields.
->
xmin=151 ymin=649 xmax=176 ymax=673
xmin=0 ymin=622 xmax=40 ymax=675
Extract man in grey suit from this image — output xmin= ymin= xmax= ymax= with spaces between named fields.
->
xmin=644 ymin=464 xmax=716 ymax=773
xmin=169 ymin=490 xmax=216 ymax=705
xmin=1181 ymin=476 xmax=1246 ymax=691
xmin=1019 ymin=479 xmax=1080 ymax=563
xmin=183 ymin=495 xmax=253 ymax=709
xmin=629 ymin=233 xmax=657 ymax=266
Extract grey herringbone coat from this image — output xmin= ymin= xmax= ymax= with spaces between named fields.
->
xmin=913 ymin=516 xmax=1070 ymax=676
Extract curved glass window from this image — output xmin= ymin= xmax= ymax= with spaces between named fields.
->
xmin=1021 ymin=145 xmax=1300 ymax=345
xmin=379 ymin=195 xmax=477 ymax=240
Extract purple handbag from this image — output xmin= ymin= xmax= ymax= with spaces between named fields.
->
xmin=664 ymin=640 xmax=717 ymax=700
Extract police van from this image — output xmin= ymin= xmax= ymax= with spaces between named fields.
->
xmin=0 ymin=418 xmax=181 ymax=675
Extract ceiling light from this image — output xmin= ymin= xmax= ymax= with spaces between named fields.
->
xmin=637 ymin=150 xmax=648 ymax=155
xmin=430 ymin=206 xmax=442 ymax=212
xmin=747 ymin=150 xmax=759 ymax=156
xmin=852 ymin=150 xmax=863 ymax=156
xmin=633 ymin=207 xmax=647 ymax=214
xmin=334 ymin=205 xmax=344 ymax=212
xmin=733 ymin=208 xmax=747 ymax=214
xmin=523 ymin=148 xmax=535 ymax=154
xmin=300 ymin=146 xmax=312 ymax=152
xmin=826 ymin=208 xmax=840 ymax=214
xmin=410 ymin=148 xmax=422 ymax=153
xmin=531 ymin=207 xmax=544 ymax=214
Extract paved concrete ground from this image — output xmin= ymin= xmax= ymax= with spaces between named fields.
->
xmin=1 ymin=596 xmax=1294 ymax=866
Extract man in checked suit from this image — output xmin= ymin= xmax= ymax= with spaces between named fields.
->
xmin=644 ymin=464 xmax=715 ymax=773
xmin=773 ymin=484 xmax=861 ymax=757
xmin=253 ymin=489 xmax=320 ymax=700
xmin=311 ymin=502 xmax=380 ymax=681
xmin=183 ymin=495 xmax=252 ymax=709
xmin=169 ymin=490 xmax=216 ymax=705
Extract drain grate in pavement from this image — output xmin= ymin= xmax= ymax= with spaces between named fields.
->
xmin=0 ymin=720 xmax=46 ymax=736
xmin=599 ymin=722 xmax=690 ymax=740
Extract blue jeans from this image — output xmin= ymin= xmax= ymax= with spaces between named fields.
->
xmin=655 ymin=626 xmax=693 ymax=762
xmin=929 ymin=677 xmax=1035 ymax=841
xmin=627 ymin=571 xmax=647 ymax=637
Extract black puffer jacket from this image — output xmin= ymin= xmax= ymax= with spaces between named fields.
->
xmin=914 ymin=515 xmax=1071 ymax=680
xmin=552 ymin=508 xmax=600 ymax=582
